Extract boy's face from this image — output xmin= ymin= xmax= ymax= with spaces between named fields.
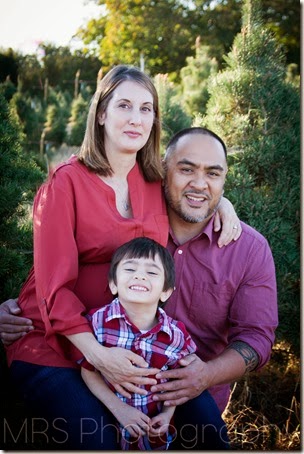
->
xmin=109 ymin=254 xmax=173 ymax=307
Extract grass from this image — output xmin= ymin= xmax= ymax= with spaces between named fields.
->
xmin=224 ymin=342 xmax=301 ymax=450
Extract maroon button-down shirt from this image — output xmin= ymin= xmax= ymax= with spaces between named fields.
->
xmin=165 ymin=217 xmax=278 ymax=412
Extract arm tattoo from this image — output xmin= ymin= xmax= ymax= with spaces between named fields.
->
xmin=227 ymin=341 xmax=259 ymax=372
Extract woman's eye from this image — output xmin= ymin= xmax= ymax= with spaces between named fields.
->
xmin=141 ymin=106 xmax=152 ymax=112
xmin=125 ymin=268 xmax=135 ymax=272
xmin=119 ymin=103 xmax=130 ymax=109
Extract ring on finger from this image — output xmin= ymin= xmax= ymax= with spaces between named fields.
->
xmin=233 ymin=224 xmax=238 ymax=229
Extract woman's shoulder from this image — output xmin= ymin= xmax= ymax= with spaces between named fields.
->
xmin=47 ymin=155 xmax=93 ymax=186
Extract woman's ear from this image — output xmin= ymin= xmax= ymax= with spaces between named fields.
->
xmin=160 ymin=287 xmax=174 ymax=303
xmin=97 ymin=112 xmax=106 ymax=126
xmin=109 ymin=280 xmax=118 ymax=295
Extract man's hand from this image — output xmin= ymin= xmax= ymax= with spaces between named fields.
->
xmin=151 ymin=354 xmax=209 ymax=407
xmin=0 ymin=299 xmax=34 ymax=346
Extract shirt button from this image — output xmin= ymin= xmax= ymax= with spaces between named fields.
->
xmin=178 ymin=249 xmax=183 ymax=255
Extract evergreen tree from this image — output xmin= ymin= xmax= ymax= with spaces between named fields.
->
xmin=180 ymin=40 xmax=218 ymax=117
xmin=154 ymin=74 xmax=191 ymax=152
xmin=67 ymin=94 xmax=90 ymax=146
xmin=44 ymin=89 xmax=71 ymax=146
xmin=0 ymin=94 xmax=45 ymax=300
xmin=204 ymin=0 xmax=300 ymax=353
xmin=10 ymin=92 xmax=44 ymax=152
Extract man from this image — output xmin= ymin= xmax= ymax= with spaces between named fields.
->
xmin=0 ymin=127 xmax=278 ymax=449
xmin=150 ymin=127 xmax=277 ymax=448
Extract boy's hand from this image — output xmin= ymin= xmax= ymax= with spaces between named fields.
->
xmin=149 ymin=412 xmax=172 ymax=437
xmin=113 ymin=403 xmax=151 ymax=438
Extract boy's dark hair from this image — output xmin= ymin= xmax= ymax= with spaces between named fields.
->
xmin=109 ymin=237 xmax=175 ymax=291
xmin=165 ymin=126 xmax=227 ymax=160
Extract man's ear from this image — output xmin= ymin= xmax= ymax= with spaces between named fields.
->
xmin=109 ymin=280 xmax=118 ymax=295
xmin=160 ymin=287 xmax=174 ymax=303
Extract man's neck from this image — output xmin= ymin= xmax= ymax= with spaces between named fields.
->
xmin=168 ymin=210 xmax=208 ymax=245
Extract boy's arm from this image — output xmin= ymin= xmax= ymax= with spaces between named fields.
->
xmin=81 ymin=368 xmax=151 ymax=438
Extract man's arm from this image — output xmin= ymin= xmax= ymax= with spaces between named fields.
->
xmin=151 ymin=341 xmax=258 ymax=407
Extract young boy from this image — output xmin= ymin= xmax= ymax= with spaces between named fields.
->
xmin=81 ymin=237 xmax=196 ymax=449
xmin=81 ymin=237 xmax=225 ymax=450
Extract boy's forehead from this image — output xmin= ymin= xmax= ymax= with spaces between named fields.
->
xmin=121 ymin=255 xmax=162 ymax=266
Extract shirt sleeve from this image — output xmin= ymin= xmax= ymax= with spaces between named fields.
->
xmin=228 ymin=237 xmax=278 ymax=369
xmin=34 ymin=167 xmax=92 ymax=362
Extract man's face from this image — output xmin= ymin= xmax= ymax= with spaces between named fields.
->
xmin=164 ymin=133 xmax=228 ymax=224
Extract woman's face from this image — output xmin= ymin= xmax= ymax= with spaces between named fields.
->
xmin=98 ymin=80 xmax=155 ymax=158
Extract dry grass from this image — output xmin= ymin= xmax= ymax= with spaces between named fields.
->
xmin=224 ymin=342 xmax=301 ymax=450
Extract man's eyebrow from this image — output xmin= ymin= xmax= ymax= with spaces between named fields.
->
xmin=177 ymin=159 xmax=225 ymax=172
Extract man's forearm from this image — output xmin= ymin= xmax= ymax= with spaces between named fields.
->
xmin=206 ymin=341 xmax=259 ymax=387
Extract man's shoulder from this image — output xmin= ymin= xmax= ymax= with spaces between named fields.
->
xmin=239 ymin=221 xmax=270 ymax=248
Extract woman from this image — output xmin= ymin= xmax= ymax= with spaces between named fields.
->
xmin=3 ymin=65 xmax=238 ymax=449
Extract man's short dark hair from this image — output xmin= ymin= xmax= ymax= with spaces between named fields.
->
xmin=109 ymin=237 xmax=175 ymax=291
xmin=165 ymin=127 xmax=227 ymax=160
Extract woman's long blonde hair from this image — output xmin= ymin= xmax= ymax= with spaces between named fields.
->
xmin=78 ymin=65 xmax=163 ymax=182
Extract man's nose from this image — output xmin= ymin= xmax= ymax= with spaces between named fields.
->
xmin=189 ymin=174 xmax=208 ymax=190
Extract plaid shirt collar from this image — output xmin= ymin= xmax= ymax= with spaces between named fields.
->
xmin=105 ymin=298 xmax=173 ymax=339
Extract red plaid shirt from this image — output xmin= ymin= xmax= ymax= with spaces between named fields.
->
xmin=90 ymin=298 xmax=197 ymax=450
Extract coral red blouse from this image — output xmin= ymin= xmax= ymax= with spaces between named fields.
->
xmin=6 ymin=156 xmax=169 ymax=368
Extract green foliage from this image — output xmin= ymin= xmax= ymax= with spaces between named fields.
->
xmin=180 ymin=42 xmax=218 ymax=117
xmin=154 ymin=74 xmax=192 ymax=152
xmin=77 ymin=0 xmax=299 ymax=76
xmin=0 ymin=94 xmax=45 ymax=301
xmin=44 ymin=89 xmax=72 ymax=146
xmin=204 ymin=0 xmax=300 ymax=353
xmin=78 ymin=0 xmax=194 ymax=75
xmin=0 ymin=79 xmax=17 ymax=102
xmin=0 ymin=48 xmax=19 ymax=85
xmin=67 ymin=94 xmax=90 ymax=146
xmin=10 ymin=92 xmax=44 ymax=150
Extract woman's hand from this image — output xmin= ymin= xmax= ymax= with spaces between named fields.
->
xmin=0 ymin=298 xmax=34 ymax=346
xmin=67 ymin=332 xmax=160 ymax=398
xmin=94 ymin=346 xmax=160 ymax=398
xmin=214 ymin=197 xmax=242 ymax=247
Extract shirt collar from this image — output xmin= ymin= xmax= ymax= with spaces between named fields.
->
xmin=169 ymin=214 xmax=216 ymax=246
xmin=106 ymin=298 xmax=173 ymax=339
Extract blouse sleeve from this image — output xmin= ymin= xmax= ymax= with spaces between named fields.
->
xmin=34 ymin=167 xmax=92 ymax=361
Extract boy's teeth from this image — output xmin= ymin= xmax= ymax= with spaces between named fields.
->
xmin=130 ymin=285 xmax=148 ymax=291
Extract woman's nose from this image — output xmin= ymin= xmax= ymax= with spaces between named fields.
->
xmin=128 ymin=110 xmax=142 ymax=126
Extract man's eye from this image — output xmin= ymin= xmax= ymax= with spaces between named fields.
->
xmin=181 ymin=168 xmax=193 ymax=173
